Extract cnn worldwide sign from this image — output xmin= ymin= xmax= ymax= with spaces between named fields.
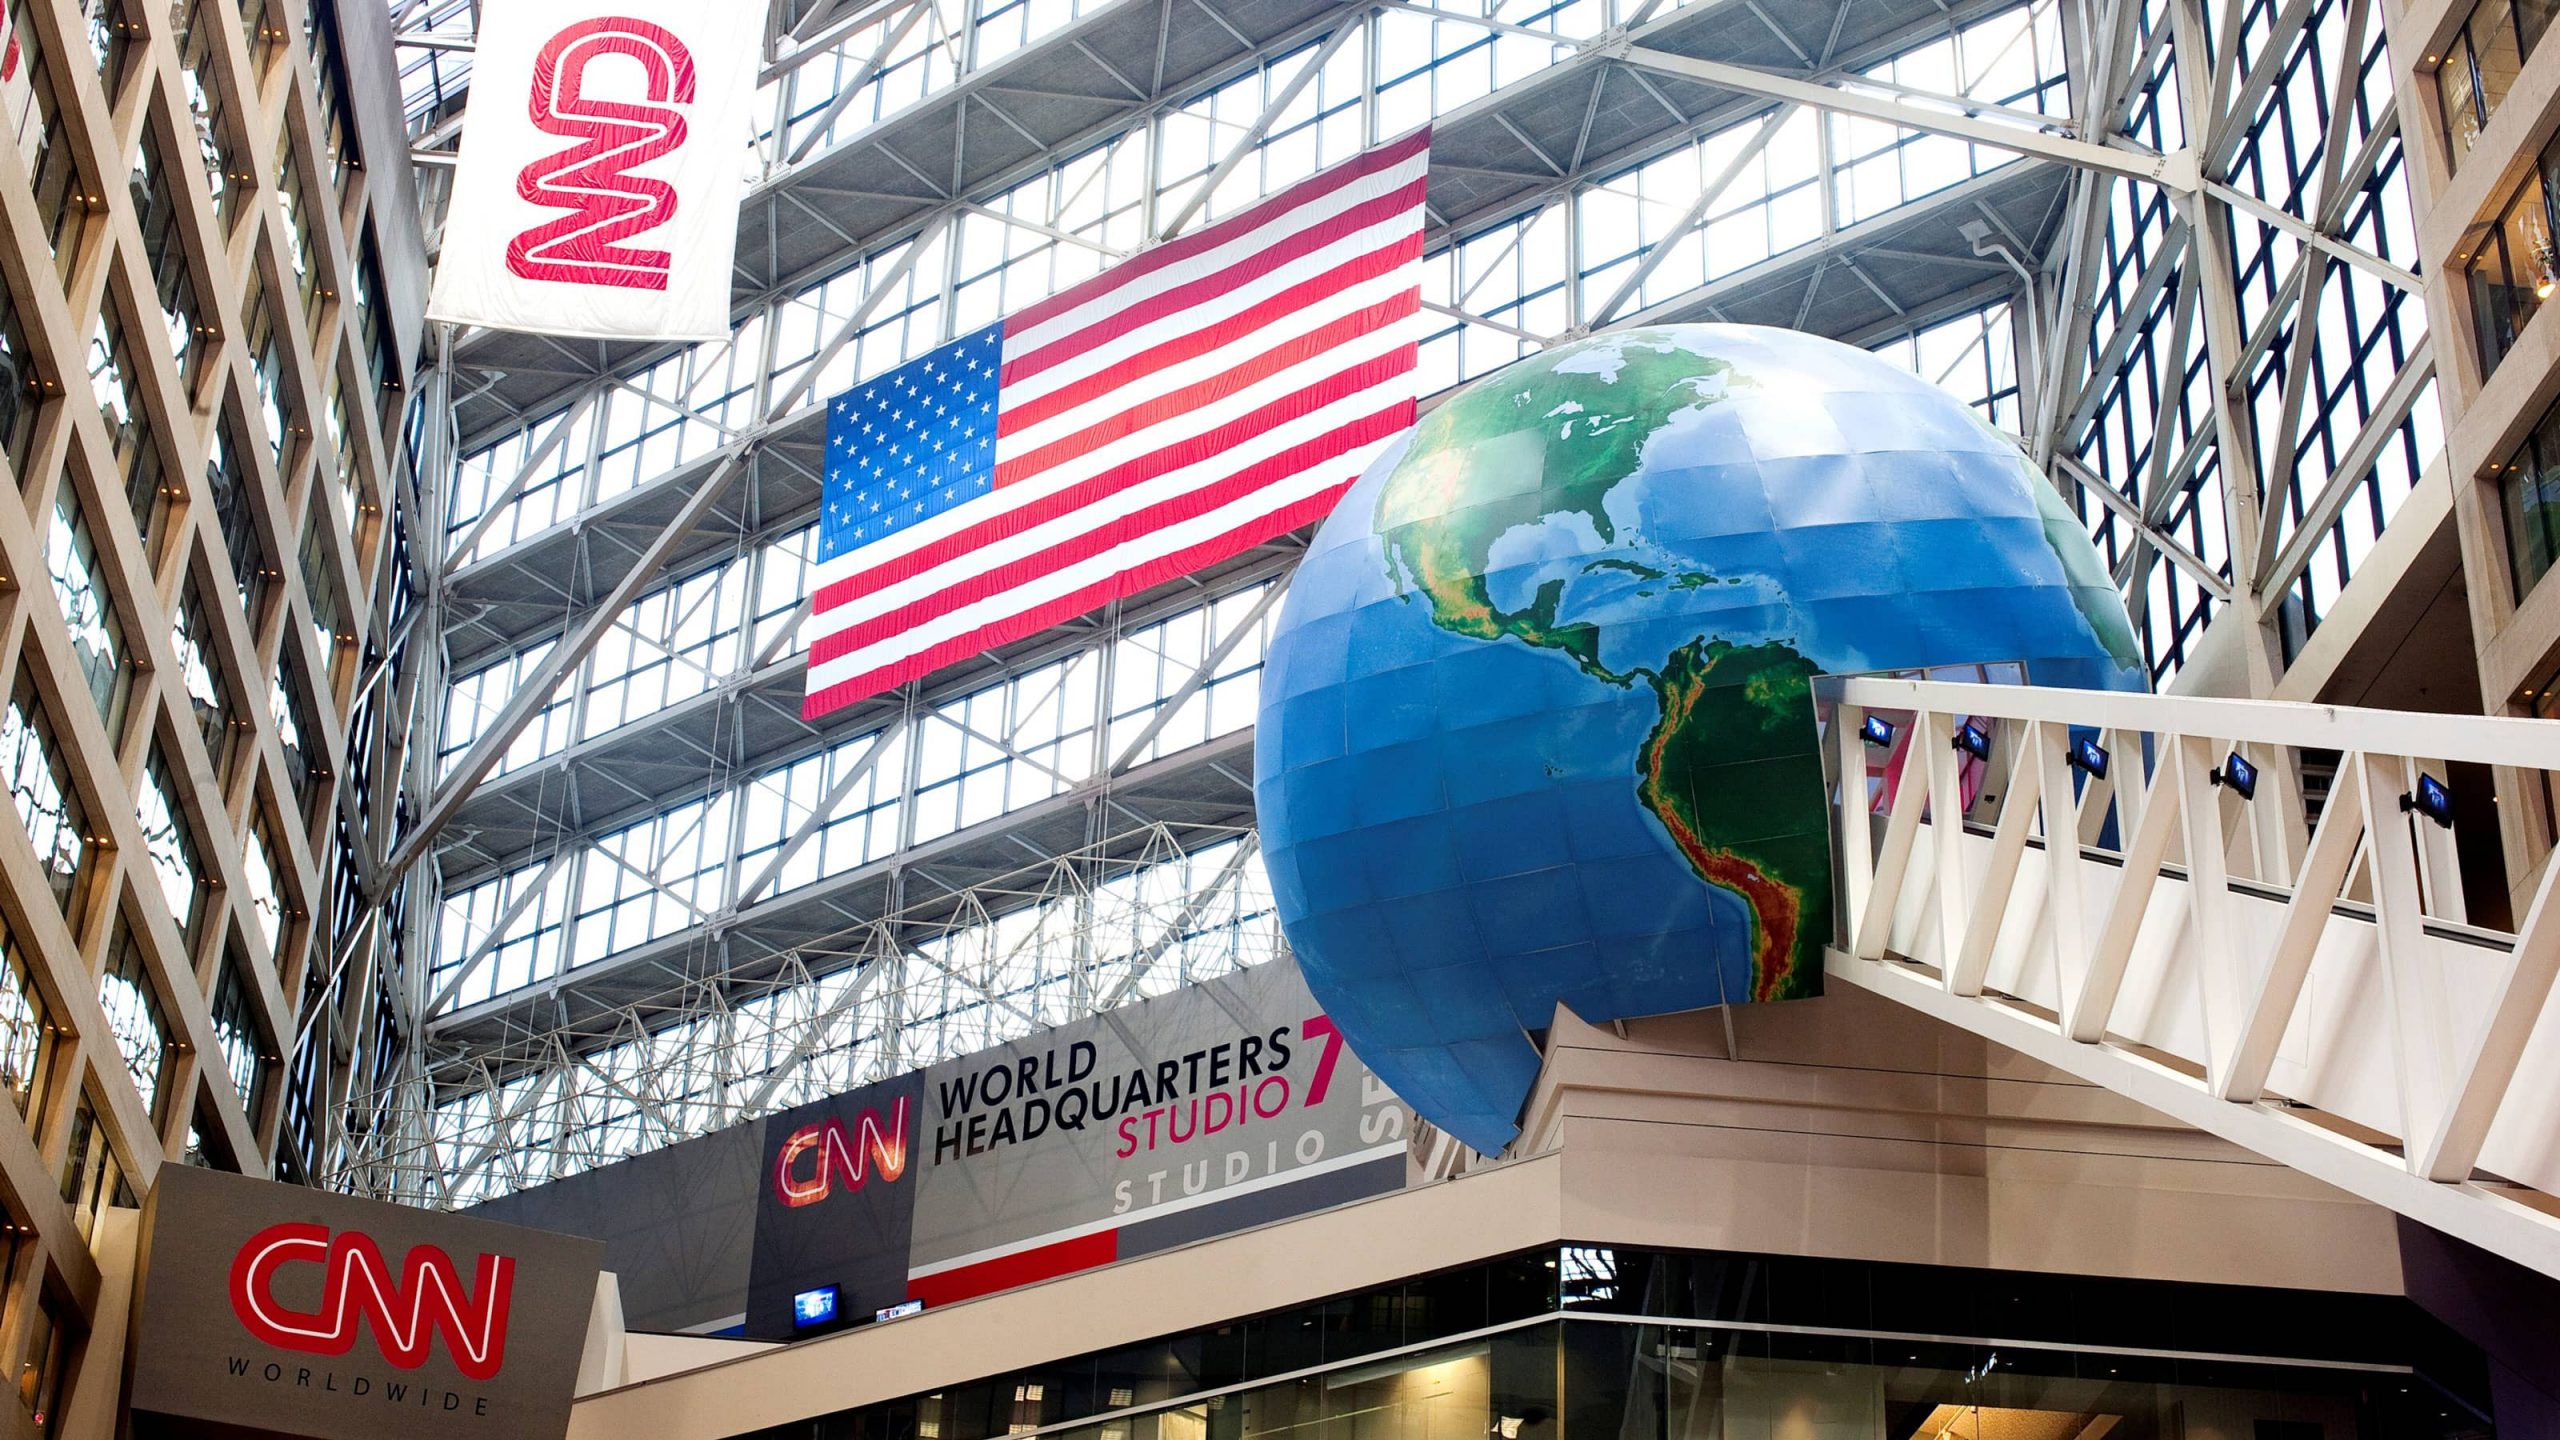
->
xmin=132 ymin=1166 xmax=602 ymax=1440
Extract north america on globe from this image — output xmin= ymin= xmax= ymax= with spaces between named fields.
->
xmin=1256 ymin=323 xmax=2146 ymax=1153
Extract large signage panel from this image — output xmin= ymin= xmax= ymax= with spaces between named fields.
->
xmin=131 ymin=1165 xmax=603 ymax=1440
xmin=424 ymin=0 xmax=759 ymax=341
xmin=746 ymin=961 xmax=1407 ymax=1337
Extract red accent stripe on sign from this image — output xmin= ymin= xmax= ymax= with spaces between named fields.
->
xmin=905 ymin=1229 xmax=1120 ymax=1309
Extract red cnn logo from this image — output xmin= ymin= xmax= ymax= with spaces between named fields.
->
xmin=774 ymin=1098 xmax=909 ymax=1207
xmin=508 ymin=16 xmax=696 ymax=291
xmin=228 ymin=1223 xmax=516 ymax=1382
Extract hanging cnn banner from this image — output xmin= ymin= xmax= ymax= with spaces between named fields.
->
xmin=425 ymin=1 xmax=757 ymax=342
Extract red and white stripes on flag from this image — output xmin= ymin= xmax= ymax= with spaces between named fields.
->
xmin=800 ymin=128 xmax=1430 ymax=721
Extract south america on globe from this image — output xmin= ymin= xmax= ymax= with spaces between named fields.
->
xmin=1254 ymin=323 xmax=2146 ymax=1153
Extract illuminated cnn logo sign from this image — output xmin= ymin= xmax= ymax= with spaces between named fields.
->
xmin=774 ymin=1098 xmax=910 ymax=1207
xmin=508 ymin=16 xmax=697 ymax=291
xmin=227 ymin=1222 xmax=516 ymax=1382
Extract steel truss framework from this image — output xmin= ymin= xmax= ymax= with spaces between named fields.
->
xmin=361 ymin=0 xmax=2448 ymax=1204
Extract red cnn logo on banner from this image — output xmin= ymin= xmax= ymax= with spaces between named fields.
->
xmin=228 ymin=1223 xmax=517 ymax=1381
xmin=774 ymin=1098 xmax=909 ymax=1207
xmin=508 ymin=16 xmax=697 ymax=291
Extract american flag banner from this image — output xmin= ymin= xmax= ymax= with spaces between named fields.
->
xmin=800 ymin=128 xmax=1430 ymax=721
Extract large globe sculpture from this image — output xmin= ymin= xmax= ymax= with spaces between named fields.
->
xmin=1254 ymin=324 xmax=2146 ymax=1153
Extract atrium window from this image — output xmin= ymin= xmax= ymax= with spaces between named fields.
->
xmin=1829 ymin=4 xmax=2069 ymax=227
xmin=45 ymin=486 xmax=129 ymax=737
xmin=1868 ymin=305 xmax=2022 ymax=433
xmin=136 ymin=753 xmax=202 ymax=944
xmin=58 ymin=1088 xmax=132 ymax=1249
xmin=210 ymin=949 xmax=272 ymax=1117
xmin=298 ymin=513 xmax=347 ymax=690
xmin=570 ymin=794 xmax=733 ymax=965
xmin=352 ymin=245 xmax=396 ymax=417
xmin=767 ymin=3 xmax=955 ymax=161
xmin=304 ymin=6 xmax=355 ymax=195
xmin=0 ymin=930 xmax=53 ymax=1119
xmin=172 ymin=579 xmax=236 ymax=776
xmin=581 ymin=561 xmax=744 ymax=737
xmin=2462 ymin=137 xmax=2556 ymax=377
xmin=446 ymin=402 xmax=591 ymax=563
xmin=1106 ymin=586 xmax=1274 ymax=766
xmin=87 ymin=308 xmax=169 ymax=557
xmin=5 ymin=0 xmax=96 ymax=273
xmin=734 ymin=726 xmax=909 ymax=902
xmin=324 ymin=374 xmax=356 ymax=524
xmin=2501 ymin=393 xmax=2560 ymax=599
xmin=206 ymin=405 xmax=274 ymax=623
xmin=132 ymin=120 xmax=213 ymax=398
xmin=85 ymin=0 xmax=141 ymax=93
xmin=270 ymin=650 xmax=315 ymax=805
xmin=277 ymin=150 xmax=322 ymax=326
xmin=0 ymin=280 xmax=41 ymax=482
xmin=2435 ymin=0 xmax=2553 ymax=167
xmin=241 ymin=810 xmax=286 ymax=954
xmin=2 ymin=679 xmax=90 ymax=918
xmin=15 ymin=1289 xmax=74 ymax=1436
xmin=431 ymin=859 xmax=573 ymax=1011
xmin=438 ymin=642 xmax=571 ymax=780
xmin=179 ymin=0 xmax=248 ymax=228
xmin=910 ymin=657 xmax=1099 ymax=844
xmin=239 ymin=0 xmax=285 ymax=74
xmin=751 ymin=525 xmax=817 ymax=657
xmin=99 ymin=924 xmax=171 ymax=1124
xmin=245 ymin=276 xmax=301 ymax=468
xmin=183 ymin=1095 xmax=237 ymax=1170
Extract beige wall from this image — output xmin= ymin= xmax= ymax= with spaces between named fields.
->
xmin=569 ymin=988 xmax=2402 ymax=1440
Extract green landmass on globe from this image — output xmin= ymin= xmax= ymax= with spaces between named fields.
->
xmin=1375 ymin=334 xmax=1830 ymax=1004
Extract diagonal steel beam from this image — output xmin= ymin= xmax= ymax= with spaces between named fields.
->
xmin=1156 ymin=16 xmax=1365 ymax=241
xmin=1615 ymin=45 xmax=2200 ymax=191
xmin=1587 ymin=104 xmax=1794 ymax=329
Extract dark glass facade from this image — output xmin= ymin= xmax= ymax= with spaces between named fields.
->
xmin=728 ymin=1247 xmax=2495 ymax=1440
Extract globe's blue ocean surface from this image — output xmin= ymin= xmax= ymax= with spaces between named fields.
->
xmin=1254 ymin=324 xmax=2146 ymax=1153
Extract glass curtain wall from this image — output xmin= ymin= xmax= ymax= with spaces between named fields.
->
xmin=728 ymin=1248 xmax=2493 ymax=1440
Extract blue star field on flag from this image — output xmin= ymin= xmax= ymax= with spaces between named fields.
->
xmin=821 ymin=321 xmax=1006 ymax=563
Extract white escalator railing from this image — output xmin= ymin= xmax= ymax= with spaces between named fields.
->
xmin=1817 ymin=676 xmax=2560 ymax=1279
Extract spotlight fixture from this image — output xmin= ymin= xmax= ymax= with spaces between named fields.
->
xmin=1953 ymin=719 xmax=1992 ymax=761
xmin=2210 ymin=750 xmax=2258 ymax=801
xmin=2401 ymin=773 xmax=2456 ymax=829
xmin=2065 ymin=735 xmax=2110 ymax=779
xmin=1859 ymin=714 xmax=1897 ymax=748
xmin=2538 ymin=242 xmax=2560 ymax=302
